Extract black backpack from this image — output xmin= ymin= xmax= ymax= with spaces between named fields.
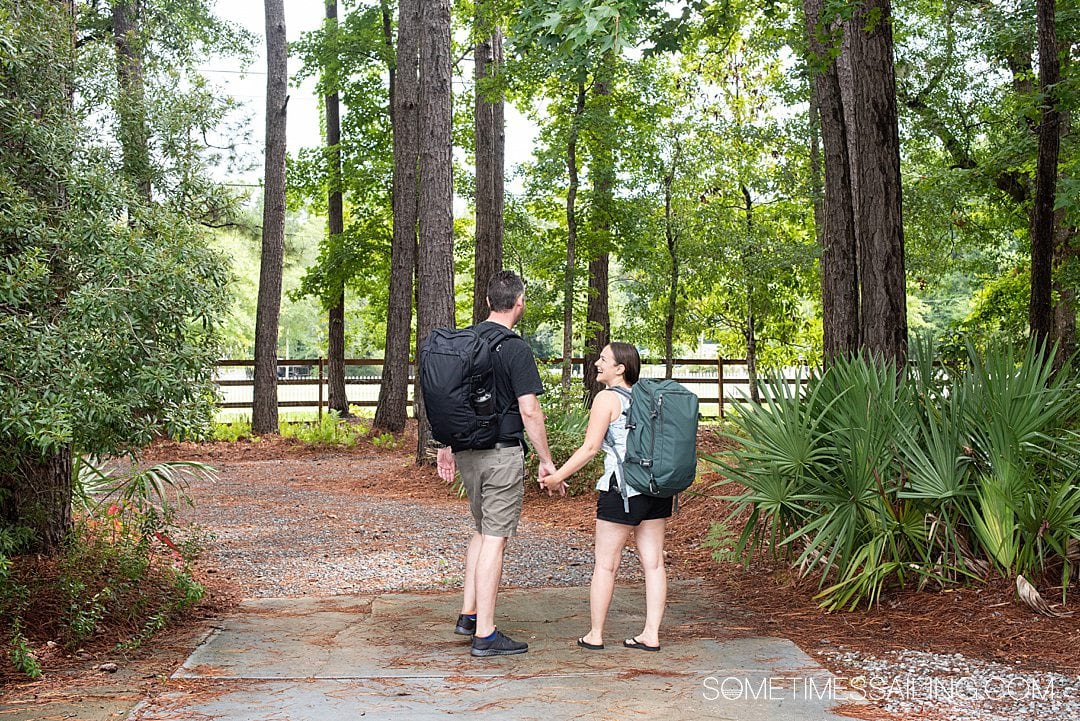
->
xmin=418 ymin=324 xmax=516 ymax=451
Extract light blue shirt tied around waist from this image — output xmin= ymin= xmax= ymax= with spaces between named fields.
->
xmin=598 ymin=387 xmax=640 ymax=498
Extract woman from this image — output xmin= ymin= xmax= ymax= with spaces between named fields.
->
xmin=540 ymin=342 xmax=670 ymax=652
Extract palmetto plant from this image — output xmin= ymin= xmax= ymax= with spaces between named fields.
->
xmin=74 ymin=457 xmax=216 ymax=519
xmin=710 ymin=338 xmax=1080 ymax=610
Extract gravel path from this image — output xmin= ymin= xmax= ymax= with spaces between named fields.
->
xmin=819 ymin=649 xmax=1080 ymax=721
xmin=182 ymin=458 xmax=642 ymax=598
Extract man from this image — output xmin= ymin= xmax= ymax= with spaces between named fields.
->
xmin=435 ymin=270 xmax=559 ymax=657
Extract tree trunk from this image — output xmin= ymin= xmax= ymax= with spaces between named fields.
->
xmin=492 ymin=30 xmax=505 ymax=279
xmin=1052 ymin=83 xmax=1075 ymax=372
xmin=0 ymin=450 xmax=74 ymax=554
xmin=415 ymin=0 xmax=455 ymax=462
xmin=584 ymin=255 xmax=610 ymax=405
xmin=806 ymin=0 xmax=860 ymax=361
xmin=808 ymin=83 xmax=825 ymax=255
xmin=1052 ymin=222 xmax=1077 ymax=371
xmin=324 ymin=0 xmax=349 ymax=417
xmin=374 ymin=0 xmax=418 ymax=433
xmin=252 ymin=0 xmax=287 ymax=435
xmin=562 ymin=83 xmax=586 ymax=393
xmin=472 ymin=9 xmax=504 ymax=324
xmin=583 ymin=62 xmax=614 ymax=405
xmin=847 ymin=0 xmax=907 ymax=365
xmin=1029 ymin=0 xmax=1061 ymax=347
xmin=742 ymin=185 xmax=760 ymax=404
xmin=327 ymin=299 xmax=347 ymax=414
xmin=111 ymin=0 xmax=152 ymax=203
xmin=663 ymin=140 xmax=682 ymax=380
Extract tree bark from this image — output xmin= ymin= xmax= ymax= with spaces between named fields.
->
xmin=472 ymin=8 xmax=504 ymax=324
xmin=583 ymin=61 xmax=614 ymax=405
xmin=252 ymin=0 xmax=287 ymax=435
xmin=0 ymin=450 xmax=74 ymax=554
xmin=662 ymin=139 xmax=682 ymax=380
xmin=374 ymin=0 xmax=419 ymax=433
xmin=808 ymin=82 xmax=825 ymax=256
xmin=1052 ymin=221 xmax=1077 ymax=371
xmin=584 ymin=255 xmax=610 ymax=404
xmin=1052 ymin=63 xmax=1075 ymax=371
xmin=324 ymin=0 xmax=349 ymax=417
xmin=847 ymin=0 xmax=907 ymax=365
xmin=111 ymin=0 xmax=152 ymax=203
xmin=415 ymin=0 xmax=455 ymax=461
xmin=562 ymin=83 xmax=586 ymax=393
xmin=805 ymin=0 xmax=859 ymax=361
xmin=742 ymin=185 xmax=760 ymax=404
xmin=1029 ymin=0 xmax=1060 ymax=347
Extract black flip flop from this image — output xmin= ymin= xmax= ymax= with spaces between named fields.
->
xmin=623 ymin=637 xmax=660 ymax=652
xmin=577 ymin=637 xmax=604 ymax=650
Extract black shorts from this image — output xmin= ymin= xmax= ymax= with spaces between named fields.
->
xmin=596 ymin=481 xmax=673 ymax=526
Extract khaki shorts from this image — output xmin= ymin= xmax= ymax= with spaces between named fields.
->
xmin=456 ymin=445 xmax=525 ymax=537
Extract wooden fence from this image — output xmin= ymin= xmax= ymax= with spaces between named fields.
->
xmin=213 ymin=357 xmax=809 ymax=420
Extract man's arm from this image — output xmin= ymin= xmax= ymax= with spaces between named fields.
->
xmin=518 ymin=392 xmax=555 ymax=479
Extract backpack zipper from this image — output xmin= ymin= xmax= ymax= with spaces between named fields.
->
xmin=649 ymin=394 xmax=662 ymax=493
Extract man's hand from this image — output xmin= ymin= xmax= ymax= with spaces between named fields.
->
xmin=436 ymin=446 xmax=456 ymax=483
xmin=537 ymin=460 xmax=564 ymax=497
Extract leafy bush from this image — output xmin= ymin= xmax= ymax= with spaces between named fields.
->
xmin=280 ymin=411 xmax=369 ymax=446
xmin=213 ymin=417 xmax=253 ymax=442
xmin=712 ymin=338 xmax=1080 ymax=610
xmin=371 ymin=432 xmax=399 ymax=449
xmin=537 ymin=402 xmax=607 ymax=495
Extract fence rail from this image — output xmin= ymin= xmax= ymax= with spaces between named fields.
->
xmin=213 ymin=357 xmax=809 ymax=419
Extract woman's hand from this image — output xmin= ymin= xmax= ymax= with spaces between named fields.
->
xmin=539 ymin=473 xmax=567 ymax=497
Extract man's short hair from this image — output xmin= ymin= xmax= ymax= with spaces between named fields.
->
xmin=487 ymin=270 xmax=525 ymax=312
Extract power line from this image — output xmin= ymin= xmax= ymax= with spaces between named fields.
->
xmin=197 ymin=67 xmax=267 ymax=75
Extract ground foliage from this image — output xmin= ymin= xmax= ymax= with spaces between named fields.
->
xmin=714 ymin=337 xmax=1080 ymax=611
xmin=1 ymin=461 xmax=212 ymax=678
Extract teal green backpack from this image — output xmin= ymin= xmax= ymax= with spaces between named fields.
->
xmin=606 ymin=379 xmax=699 ymax=512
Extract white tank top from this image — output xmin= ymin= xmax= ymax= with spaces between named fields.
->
xmin=597 ymin=387 xmax=639 ymax=498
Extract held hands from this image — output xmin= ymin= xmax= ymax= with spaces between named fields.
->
xmin=436 ymin=446 xmax=456 ymax=484
xmin=538 ymin=459 xmax=566 ymax=497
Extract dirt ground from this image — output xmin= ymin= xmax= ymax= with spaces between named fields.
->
xmin=2 ymin=421 xmax=1079 ymax=711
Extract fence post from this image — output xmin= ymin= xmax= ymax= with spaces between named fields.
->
xmin=717 ymin=354 xmax=725 ymax=419
xmin=317 ymin=357 xmax=324 ymax=420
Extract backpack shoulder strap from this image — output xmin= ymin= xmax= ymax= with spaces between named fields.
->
xmin=475 ymin=322 xmax=517 ymax=350
xmin=601 ymin=387 xmax=632 ymax=453
xmin=599 ymin=387 xmax=634 ymax=514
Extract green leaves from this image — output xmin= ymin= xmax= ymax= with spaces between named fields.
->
xmin=716 ymin=338 xmax=1080 ymax=610
xmin=511 ymin=0 xmax=643 ymax=82
xmin=1 ymin=2 xmax=230 ymax=470
xmin=74 ymin=457 xmax=216 ymax=519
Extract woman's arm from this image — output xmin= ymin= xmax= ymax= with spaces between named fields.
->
xmin=541 ymin=390 xmax=622 ymax=487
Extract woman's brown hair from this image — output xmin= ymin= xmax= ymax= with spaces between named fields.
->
xmin=608 ymin=342 xmax=640 ymax=385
